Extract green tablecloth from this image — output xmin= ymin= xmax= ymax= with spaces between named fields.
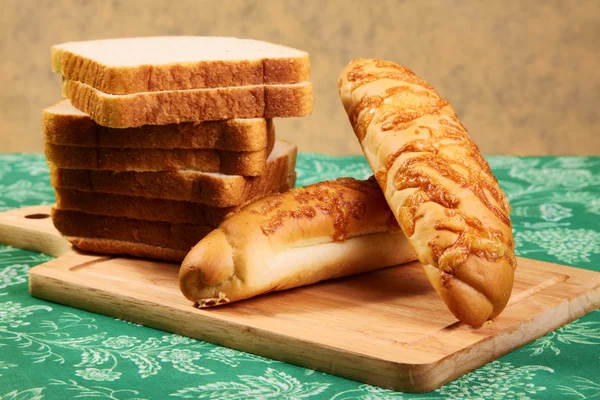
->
xmin=0 ymin=153 xmax=599 ymax=399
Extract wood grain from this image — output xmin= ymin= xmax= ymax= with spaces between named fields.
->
xmin=1 ymin=205 xmax=599 ymax=392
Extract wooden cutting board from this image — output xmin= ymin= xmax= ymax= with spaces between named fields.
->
xmin=1 ymin=205 xmax=599 ymax=393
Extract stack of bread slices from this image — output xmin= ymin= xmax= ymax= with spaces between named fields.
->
xmin=43 ymin=36 xmax=312 ymax=262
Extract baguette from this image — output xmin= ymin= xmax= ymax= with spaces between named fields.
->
xmin=43 ymin=100 xmax=274 ymax=151
xmin=44 ymin=142 xmax=273 ymax=176
xmin=63 ymin=79 xmax=312 ymax=128
xmin=49 ymin=140 xmax=297 ymax=206
xmin=338 ymin=59 xmax=516 ymax=325
xmin=179 ymin=178 xmax=417 ymax=307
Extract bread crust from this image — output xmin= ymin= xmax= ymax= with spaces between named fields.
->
xmin=179 ymin=178 xmax=417 ymax=307
xmin=52 ymin=37 xmax=310 ymax=94
xmin=52 ymin=208 xmax=212 ymax=251
xmin=43 ymin=100 xmax=274 ymax=151
xmin=338 ymin=59 xmax=516 ymax=326
xmin=54 ymin=189 xmax=238 ymax=226
xmin=63 ymin=79 xmax=313 ymax=128
xmin=44 ymin=143 xmax=272 ymax=176
xmin=66 ymin=236 xmax=187 ymax=262
xmin=49 ymin=141 xmax=297 ymax=207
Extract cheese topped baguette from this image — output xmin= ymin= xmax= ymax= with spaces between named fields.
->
xmin=180 ymin=178 xmax=417 ymax=307
xmin=338 ymin=59 xmax=516 ymax=325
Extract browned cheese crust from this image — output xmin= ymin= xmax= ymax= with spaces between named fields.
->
xmin=338 ymin=58 xmax=516 ymax=325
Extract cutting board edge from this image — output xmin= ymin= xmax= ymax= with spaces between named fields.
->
xmin=418 ymin=283 xmax=600 ymax=391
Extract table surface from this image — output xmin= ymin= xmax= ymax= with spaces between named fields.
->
xmin=0 ymin=153 xmax=599 ymax=399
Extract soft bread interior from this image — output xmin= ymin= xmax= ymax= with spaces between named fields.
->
xmin=266 ymin=231 xmax=416 ymax=292
xmin=53 ymin=37 xmax=308 ymax=68
xmin=181 ymin=231 xmax=417 ymax=304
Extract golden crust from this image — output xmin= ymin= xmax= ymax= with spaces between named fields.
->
xmin=63 ymin=79 xmax=313 ymax=128
xmin=339 ymin=58 xmax=516 ymax=326
xmin=53 ymin=39 xmax=310 ymax=94
xmin=52 ymin=208 xmax=212 ymax=252
xmin=49 ymin=141 xmax=297 ymax=207
xmin=43 ymin=100 xmax=275 ymax=152
xmin=66 ymin=236 xmax=187 ymax=263
xmin=54 ymin=189 xmax=238 ymax=226
xmin=44 ymin=143 xmax=271 ymax=176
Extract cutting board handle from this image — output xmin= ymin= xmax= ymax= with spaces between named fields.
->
xmin=0 ymin=205 xmax=70 ymax=257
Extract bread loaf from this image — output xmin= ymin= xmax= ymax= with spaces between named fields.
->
xmin=63 ymin=79 xmax=313 ymax=128
xmin=44 ymin=142 xmax=273 ymax=175
xmin=52 ymin=209 xmax=212 ymax=252
xmin=49 ymin=140 xmax=297 ymax=207
xmin=66 ymin=236 xmax=187 ymax=262
xmin=54 ymin=189 xmax=238 ymax=226
xmin=338 ymin=59 xmax=516 ymax=325
xmin=180 ymin=178 xmax=417 ymax=307
xmin=52 ymin=37 xmax=310 ymax=94
xmin=43 ymin=100 xmax=274 ymax=151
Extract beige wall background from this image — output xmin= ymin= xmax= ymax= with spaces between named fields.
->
xmin=1 ymin=0 xmax=598 ymax=155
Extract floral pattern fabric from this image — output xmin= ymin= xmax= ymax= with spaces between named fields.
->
xmin=0 ymin=153 xmax=599 ymax=399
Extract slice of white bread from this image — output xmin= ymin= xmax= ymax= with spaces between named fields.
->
xmin=49 ymin=140 xmax=297 ymax=207
xmin=43 ymin=100 xmax=274 ymax=151
xmin=54 ymin=188 xmax=239 ymax=226
xmin=52 ymin=208 xmax=210 ymax=262
xmin=52 ymin=208 xmax=212 ymax=251
xmin=66 ymin=236 xmax=187 ymax=263
xmin=44 ymin=140 xmax=274 ymax=175
xmin=52 ymin=36 xmax=310 ymax=94
xmin=63 ymin=79 xmax=313 ymax=128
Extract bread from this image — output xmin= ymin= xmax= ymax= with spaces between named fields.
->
xmin=44 ymin=142 xmax=273 ymax=175
xmin=63 ymin=79 xmax=313 ymax=128
xmin=49 ymin=140 xmax=297 ymax=207
xmin=55 ymin=188 xmax=239 ymax=226
xmin=43 ymin=100 xmax=274 ymax=151
xmin=52 ymin=37 xmax=310 ymax=94
xmin=52 ymin=208 xmax=212 ymax=252
xmin=66 ymin=236 xmax=187 ymax=263
xmin=179 ymin=178 xmax=417 ymax=307
xmin=338 ymin=59 xmax=516 ymax=326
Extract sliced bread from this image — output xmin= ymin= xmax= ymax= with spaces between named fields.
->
xmin=63 ymin=79 xmax=312 ymax=128
xmin=54 ymin=188 xmax=238 ymax=226
xmin=44 ymin=141 xmax=273 ymax=175
xmin=52 ymin=208 xmax=211 ymax=257
xmin=66 ymin=236 xmax=187 ymax=263
xmin=49 ymin=140 xmax=297 ymax=207
xmin=52 ymin=37 xmax=310 ymax=94
xmin=43 ymin=100 xmax=274 ymax=151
